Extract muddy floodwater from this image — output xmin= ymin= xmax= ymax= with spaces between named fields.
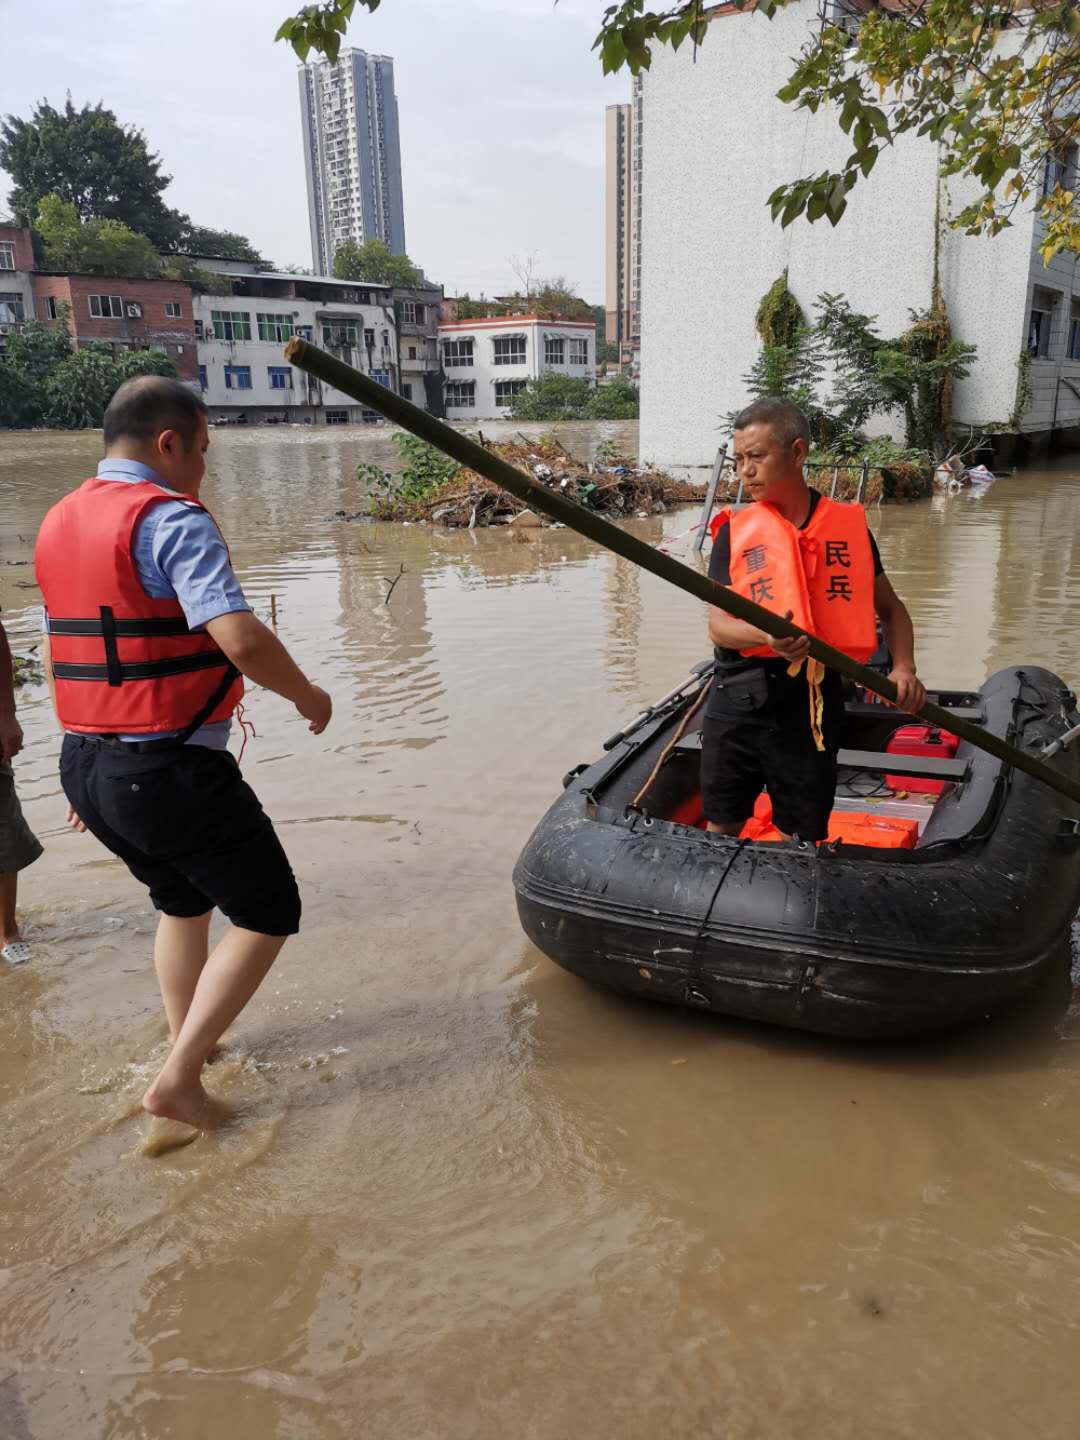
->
xmin=2 ymin=422 xmax=1080 ymax=1439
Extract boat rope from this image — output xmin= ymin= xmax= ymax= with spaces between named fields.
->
xmin=686 ymin=836 xmax=750 ymax=1005
xmin=630 ymin=681 xmax=711 ymax=812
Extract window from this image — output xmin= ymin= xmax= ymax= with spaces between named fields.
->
xmin=370 ymin=369 xmax=390 ymax=388
xmin=258 ymin=312 xmax=294 ymax=342
xmin=175 ymin=344 xmax=184 ymax=355
xmin=1028 ymin=287 xmax=1058 ymax=358
xmin=1069 ymin=300 xmax=1080 ymax=362
xmin=325 ymin=409 xmax=348 ymax=425
xmin=0 ymin=293 xmax=25 ymax=324
xmin=364 ymin=327 xmax=375 ymax=347
xmin=400 ymin=300 xmax=424 ymax=324
xmin=211 ymin=310 xmax=252 ymax=342
xmin=224 ymin=365 xmax=252 ymax=390
xmin=89 ymin=294 xmax=123 ymax=319
xmin=164 ymin=301 xmax=183 ymax=318
xmin=495 ymin=379 xmax=527 ymax=408
xmin=198 ymin=365 xmax=208 ymax=390
xmin=269 ymin=366 xmax=293 ymax=389
xmin=43 ymin=295 xmax=58 ymax=320
xmin=493 ymin=336 xmax=527 ymax=366
xmin=323 ymin=321 xmax=358 ymax=348
xmin=446 ymin=380 xmax=475 ymax=409
xmin=569 ymin=337 xmax=589 ymax=365
xmin=544 ymin=336 xmax=565 ymax=366
xmin=0 ymin=243 xmax=14 ymax=271
xmin=443 ymin=338 xmax=474 ymax=367
xmin=402 ymin=382 xmax=413 ymax=401
xmin=1044 ymin=144 xmax=1078 ymax=196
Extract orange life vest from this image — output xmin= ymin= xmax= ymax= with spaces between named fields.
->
xmin=35 ymin=478 xmax=244 ymax=735
xmin=715 ymin=496 xmax=877 ymax=663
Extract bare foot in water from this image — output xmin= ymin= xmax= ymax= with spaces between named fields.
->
xmin=142 ymin=1076 xmax=231 ymax=1131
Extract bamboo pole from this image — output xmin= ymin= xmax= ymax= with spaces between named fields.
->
xmin=284 ymin=338 xmax=1080 ymax=805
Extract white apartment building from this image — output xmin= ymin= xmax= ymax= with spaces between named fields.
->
xmin=639 ymin=1 xmax=1080 ymax=468
xmin=193 ymin=268 xmax=397 ymax=424
xmin=298 ymin=48 xmax=407 ymax=276
xmin=437 ymin=315 xmax=595 ymax=420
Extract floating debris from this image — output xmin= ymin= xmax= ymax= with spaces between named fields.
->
xmin=352 ymin=435 xmax=701 ymax=527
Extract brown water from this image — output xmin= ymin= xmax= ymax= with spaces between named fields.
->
xmin=2 ymin=424 xmax=1080 ymax=1439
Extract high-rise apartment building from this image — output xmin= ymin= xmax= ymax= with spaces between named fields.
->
xmin=299 ymin=48 xmax=407 ymax=275
xmin=604 ymin=74 xmax=642 ymax=365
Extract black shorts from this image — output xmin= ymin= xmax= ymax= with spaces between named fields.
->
xmin=60 ymin=734 xmax=301 ymax=935
xmin=700 ymin=666 xmax=844 ymax=842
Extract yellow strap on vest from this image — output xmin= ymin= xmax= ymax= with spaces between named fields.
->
xmin=786 ymin=656 xmax=827 ymax=752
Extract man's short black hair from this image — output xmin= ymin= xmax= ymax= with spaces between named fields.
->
xmin=732 ymin=397 xmax=810 ymax=449
xmin=103 ymin=375 xmax=208 ymax=451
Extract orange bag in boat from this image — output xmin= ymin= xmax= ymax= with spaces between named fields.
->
xmin=739 ymin=793 xmax=918 ymax=849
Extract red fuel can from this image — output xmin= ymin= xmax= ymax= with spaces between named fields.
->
xmin=885 ymin=724 xmax=960 ymax=795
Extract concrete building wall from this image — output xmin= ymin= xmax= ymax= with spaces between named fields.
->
xmin=639 ymin=2 xmax=1048 ymax=468
xmin=31 ymin=273 xmax=197 ymax=380
xmin=194 ymin=290 xmax=396 ymax=422
xmin=438 ymin=316 xmax=595 ymax=419
xmin=0 ymin=223 xmax=36 ymax=348
xmin=394 ymin=284 xmax=443 ymax=413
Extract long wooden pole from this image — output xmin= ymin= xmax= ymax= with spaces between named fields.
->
xmin=284 ymin=338 xmax=1080 ymax=805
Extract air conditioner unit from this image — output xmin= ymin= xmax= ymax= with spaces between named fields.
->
xmin=126 ymin=302 xmax=143 ymax=318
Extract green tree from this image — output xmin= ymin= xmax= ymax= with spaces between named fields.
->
xmin=594 ymin=303 xmax=620 ymax=364
xmin=0 ymin=311 xmax=73 ymax=428
xmin=511 ymin=373 xmax=594 ymax=420
xmin=332 ymin=238 xmax=421 ymax=286
xmin=0 ymin=98 xmax=182 ymax=250
xmin=278 ymin=0 xmax=1080 ymax=260
xmin=44 ymin=346 xmax=176 ymax=430
xmin=175 ymin=223 xmax=267 ymax=265
xmin=36 ymin=194 xmax=161 ymax=277
xmin=587 ymin=374 xmax=640 ymax=420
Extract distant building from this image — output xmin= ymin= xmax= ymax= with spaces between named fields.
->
xmin=298 ymin=48 xmax=407 ymax=275
xmin=0 ymin=219 xmax=36 ymax=356
xmin=604 ymin=73 xmax=642 ymax=370
xmin=640 ymin=0 xmax=1080 ymax=467
xmin=437 ymin=314 xmax=595 ymax=420
xmin=190 ymin=263 xmax=397 ymax=423
xmin=393 ymin=281 xmax=444 ymax=413
xmin=31 ymin=270 xmax=197 ymax=381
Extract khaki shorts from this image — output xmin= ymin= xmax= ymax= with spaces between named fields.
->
xmin=0 ymin=761 xmax=43 ymax=874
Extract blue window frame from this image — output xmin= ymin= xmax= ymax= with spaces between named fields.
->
xmin=198 ymin=365 xmax=207 ymax=390
xmin=268 ymin=366 xmax=292 ymax=390
xmin=370 ymin=369 xmax=390 ymax=388
xmin=224 ymin=365 xmax=252 ymax=390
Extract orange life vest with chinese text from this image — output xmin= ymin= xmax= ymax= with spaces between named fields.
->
xmin=713 ymin=496 xmax=876 ymax=663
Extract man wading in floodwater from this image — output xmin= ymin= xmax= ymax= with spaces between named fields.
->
xmin=703 ymin=397 xmax=926 ymax=842
xmin=35 ymin=376 xmax=332 ymax=1133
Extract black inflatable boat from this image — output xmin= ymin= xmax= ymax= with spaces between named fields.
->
xmin=514 ymin=665 xmax=1080 ymax=1037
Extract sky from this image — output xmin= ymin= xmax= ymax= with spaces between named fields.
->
xmin=0 ymin=0 xmax=629 ymax=301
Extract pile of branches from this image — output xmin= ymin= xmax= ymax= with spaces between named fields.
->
xmin=378 ymin=435 xmax=700 ymax=527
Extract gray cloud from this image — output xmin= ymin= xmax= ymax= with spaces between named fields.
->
xmin=0 ymin=0 xmax=629 ymax=300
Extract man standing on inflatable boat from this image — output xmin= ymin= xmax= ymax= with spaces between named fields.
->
xmin=703 ymin=398 xmax=926 ymax=842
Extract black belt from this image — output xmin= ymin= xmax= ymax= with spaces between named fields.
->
xmin=68 ymin=733 xmax=191 ymax=754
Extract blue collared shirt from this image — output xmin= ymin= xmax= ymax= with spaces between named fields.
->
xmin=54 ymin=460 xmax=251 ymax=747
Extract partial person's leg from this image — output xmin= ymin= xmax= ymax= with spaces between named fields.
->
xmin=142 ymin=926 xmax=288 ymax=1126
xmin=141 ymin=748 xmax=301 ymax=1126
xmin=0 ymin=872 xmax=19 ymax=944
xmin=700 ymin=708 xmax=766 ymax=838
xmin=154 ymin=911 xmax=213 ymax=1040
